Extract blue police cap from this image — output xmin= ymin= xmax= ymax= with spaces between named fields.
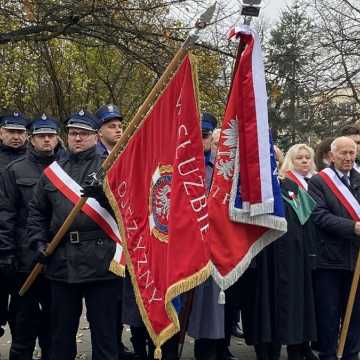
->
xmin=95 ymin=104 xmax=123 ymax=125
xmin=29 ymin=114 xmax=60 ymax=135
xmin=201 ymin=112 xmax=217 ymax=132
xmin=65 ymin=110 xmax=100 ymax=132
xmin=0 ymin=111 xmax=28 ymax=131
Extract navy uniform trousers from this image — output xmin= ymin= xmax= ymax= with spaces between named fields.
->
xmin=50 ymin=279 xmax=121 ymax=360
xmin=8 ymin=275 xmax=51 ymax=360
xmin=313 ymin=269 xmax=360 ymax=360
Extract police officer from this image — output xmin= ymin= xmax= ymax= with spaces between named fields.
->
xmin=96 ymin=104 xmax=138 ymax=360
xmin=0 ymin=111 xmax=28 ymax=339
xmin=0 ymin=114 xmax=60 ymax=359
xmin=201 ymin=112 xmax=217 ymax=188
xmin=95 ymin=104 xmax=123 ymax=156
xmin=0 ymin=111 xmax=28 ymax=171
xmin=27 ymin=110 xmax=121 ymax=360
xmin=187 ymin=112 xmax=227 ymax=360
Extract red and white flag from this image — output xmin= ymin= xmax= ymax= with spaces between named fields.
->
xmin=104 ymin=55 xmax=211 ymax=357
xmin=209 ymin=25 xmax=287 ymax=291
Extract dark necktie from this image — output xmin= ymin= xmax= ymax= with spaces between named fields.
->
xmin=342 ymin=174 xmax=350 ymax=188
xmin=304 ymin=177 xmax=310 ymax=183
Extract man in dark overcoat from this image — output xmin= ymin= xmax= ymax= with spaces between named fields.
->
xmin=308 ymin=136 xmax=360 ymax=360
xmin=27 ymin=110 xmax=122 ymax=360
xmin=0 ymin=111 xmax=28 ymax=339
xmin=0 ymin=115 xmax=60 ymax=359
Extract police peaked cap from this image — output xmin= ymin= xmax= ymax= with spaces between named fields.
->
xmin=65 ymin=110 xmax=100 ymax=132
xmin=201 ymin=112 xmax=217 ymax=132
xmin=0 ymin=111 xmax=29 ymax=131
xmin=29 ymin=114 xmax=60 ymax=135
xmin=95 ymin=104 xmax=123 ymax=125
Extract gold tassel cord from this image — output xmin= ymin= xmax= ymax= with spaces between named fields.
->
xmin=108 ymin=259 xmax=125 ymax=277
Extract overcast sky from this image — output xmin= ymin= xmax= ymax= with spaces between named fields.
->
xmin=261 ymin=0 xmax=291 ymax=22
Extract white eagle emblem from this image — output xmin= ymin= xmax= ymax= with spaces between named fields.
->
xmin=155 ymin=184 xmax=171 ymax=220
xmin=215 ymin=118 xmax=238 ymax=180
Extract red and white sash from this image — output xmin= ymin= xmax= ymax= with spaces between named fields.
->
xmin=44 ymin=161 xmax=125 ymax=276
xmin=286 ymin=170 xmax=308 ymax=191
xmin=319 ymin=167 xmax=360 ymax=221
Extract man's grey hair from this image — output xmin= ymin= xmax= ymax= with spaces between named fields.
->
xmin=330 ymin=136 xmax=356 ymax=153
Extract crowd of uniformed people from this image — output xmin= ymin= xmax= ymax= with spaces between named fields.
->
xmin=0 ymin=106 xmax=359 ymax=360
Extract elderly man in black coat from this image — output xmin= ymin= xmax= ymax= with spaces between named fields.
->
xmin=308 ymin=136 xmax=360 ymax=360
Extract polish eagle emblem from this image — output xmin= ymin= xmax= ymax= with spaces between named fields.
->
xmin=215 ymin=118 xmax=238 ymax=180
xmin=149 ymin=165 xmax=173 ymax=243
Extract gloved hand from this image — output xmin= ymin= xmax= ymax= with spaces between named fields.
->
xmin=34 ymin=245 xmax=49 ymax=265
xmin=81 ymin=176 xmax=109 ymax=208
xmin=352 ymin=236 xmax=360 ymax=249
xmin=0 ymin=255 xmax=17 ymax=278
xmin=81 ymin=182 xmax=103 ymax=199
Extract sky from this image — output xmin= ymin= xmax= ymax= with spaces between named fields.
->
xmin=259 ymin=0 xmax=291 ymax=23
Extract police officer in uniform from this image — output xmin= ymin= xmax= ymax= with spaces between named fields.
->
xmin=27 ymin=110 xmax=121 ymax=360
xmin=187 ymin=112 xmax=228 ymax=360
xmin=0 ymin=111 xmax=28 ymax=340
xmin=95 ymin=104 xmax=123 ymax=157
xmin=0 ymin=115 xmax=60 ymax=359
xmin=96 ymin=104 xmax=137 ymax=360
xmin=0 ymin=111 xmax=28 ymax=171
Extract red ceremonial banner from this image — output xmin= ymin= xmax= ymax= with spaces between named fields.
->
xmin=209 ymin=26 xmax=286 ymax=291
xmin=104 ymin=55 xmax=211 ymax=354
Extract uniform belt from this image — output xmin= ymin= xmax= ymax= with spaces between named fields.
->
xmin=65 ymin=230 xmax=105 ymax=244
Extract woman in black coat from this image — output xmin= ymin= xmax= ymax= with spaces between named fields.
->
xmin=241 ymin=144 xmax=318 ymax=360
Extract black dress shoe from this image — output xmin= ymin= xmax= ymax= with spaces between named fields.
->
xmin=119 ymin=344 xmax=137 ymax=360
xmin=302 ymin=343 xmax=318 ymax=360
xmin=223 ymin=347 xmax=239 ymax=360
xmin=232 ymin=322 xmax=244 ymax=339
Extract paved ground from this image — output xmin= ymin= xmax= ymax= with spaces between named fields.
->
xmin=0 ymin=310 xmax=263 ymax=359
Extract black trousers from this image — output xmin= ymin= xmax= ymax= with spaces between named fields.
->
xmin=194 ymin=338 xmax=225 ymax=360
xmin=130 ymin=325 xmax=179 ymax=360
xmin=8 ymin=274 xmax=51 ymax=360
xmin=50 ymin=279 xmax=121 ymax=360
xmin=313 ymin=269 xmax=360 ymax=360
xmin=0 ymin=273 xmax=10 ymax=333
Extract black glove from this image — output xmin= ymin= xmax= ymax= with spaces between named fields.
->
xmin=81 ymin=177 xmax=110 ymax=208
xmin=352 ymin=236 xmax=360 ymax=249
xmin=81 ymin=182 xmax=103 ymax=199
xmin=0 ymin=255 xmax=17 ymax=278
xmin=34 ymin=245 xmax=49 ymax=265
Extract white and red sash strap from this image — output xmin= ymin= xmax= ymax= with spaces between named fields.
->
xmin=319 ymin=168 xmax=360 ymax=221
xmin=286 ymin=170 xmax=308 ymax=191
xmin=44 ymin=161 xmax=125 ymax=275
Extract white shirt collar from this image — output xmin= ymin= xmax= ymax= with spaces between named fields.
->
xmin=334 ymin=168 xmax=350 ymax=178
xmin=353 ymin=163 xmax=360 ymax=173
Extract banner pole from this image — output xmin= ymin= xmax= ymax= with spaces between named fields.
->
xmin=337 ymin=250 xmax=360 ymax=359
xmin=19 ymin=3 xmax=216 ymax=297
xmin=102 ymin=3 xmax=217 ymax=172
xmin=19 ymin=197 xmax=87 ymax=296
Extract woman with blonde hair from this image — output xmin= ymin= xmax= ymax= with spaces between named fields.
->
xmin=274 ymin=143 xmax=318 ymax=360
xmin=279 ymin=143 xmax=316 ymax=187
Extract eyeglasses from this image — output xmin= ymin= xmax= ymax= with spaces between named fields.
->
xmin=68 ymin=130 xmax=95 ymax=139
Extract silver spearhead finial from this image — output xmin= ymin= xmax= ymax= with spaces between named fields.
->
xmin=184 ymin=2 xmax=217 ymax=48
xmin=195 ymin=2 xmax=217 ymax=29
